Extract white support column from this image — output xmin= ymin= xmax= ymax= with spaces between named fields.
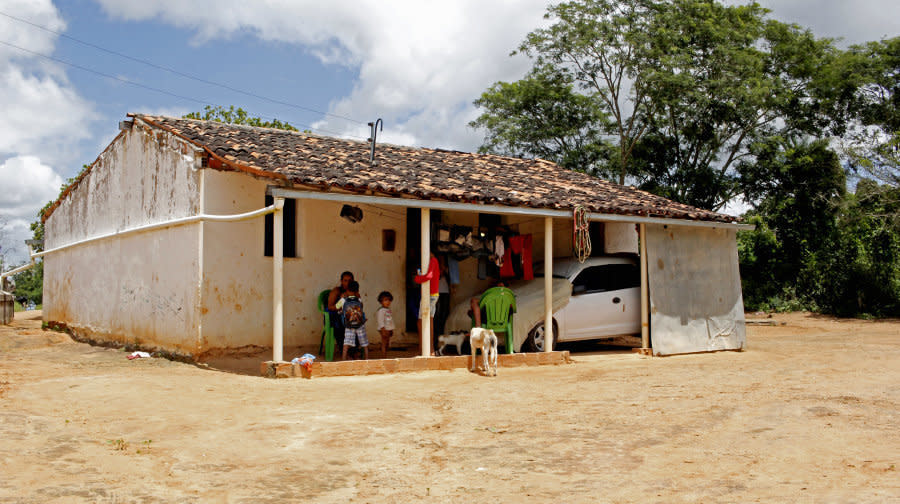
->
xmin=273 ymin=197 xmax=285 ymax=362
xmin=420 ymin=208 xmax=431 ymax=357
xmin=544 ymin=217 xmax=553 ymax=352
xmin=640 ymin=223 xmax=649 ymax=350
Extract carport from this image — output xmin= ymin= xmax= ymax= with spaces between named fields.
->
xmin=266 ymin=187 xmax=753 ymax=361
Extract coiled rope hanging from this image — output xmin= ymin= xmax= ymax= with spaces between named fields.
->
xmin=573 ymin=205 xmax=591 ymax=263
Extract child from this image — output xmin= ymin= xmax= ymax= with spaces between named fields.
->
xmin=336 ymin=280 xmax=368 ymax=360
xmin=375 ymin=291 xmax=394 ymax=358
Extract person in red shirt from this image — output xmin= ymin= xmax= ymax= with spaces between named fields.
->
xmin=414 ymin=252 xmax=440 ymax=355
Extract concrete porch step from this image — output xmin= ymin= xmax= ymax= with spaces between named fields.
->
xmin=262 ymin=351 xmax=573 ymax=378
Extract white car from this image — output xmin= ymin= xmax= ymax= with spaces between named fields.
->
xmin=521 ymin=256 xmax=641 ymax=352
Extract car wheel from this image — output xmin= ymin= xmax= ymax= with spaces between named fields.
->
xmin=524 ymin=320 xmax=558 ymax=352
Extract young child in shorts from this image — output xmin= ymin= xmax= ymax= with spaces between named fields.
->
xmin=336 ymin=281 xmax=368 ymax=360
xmin=375 ymin=291 xmax=394 ymax=358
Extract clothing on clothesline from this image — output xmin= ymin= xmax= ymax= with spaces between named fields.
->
xmin=493 ymin=235 xmax=505 ymax=267
xmin=520 ymin=234 xmax=534 ymax=280
xmin=500 ymin=234 xmax=534 ymax=280
xmin=448 ymin=257 xmax=460 ymax=285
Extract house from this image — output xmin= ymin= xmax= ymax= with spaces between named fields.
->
xmin=41 ymin=114 xmax=750 ymax=361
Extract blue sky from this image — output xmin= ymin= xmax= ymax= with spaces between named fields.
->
xmin=1 ymin=0 xmax=898 ymax=264
xmin=54 ymin=0 xmax=359 ymax=135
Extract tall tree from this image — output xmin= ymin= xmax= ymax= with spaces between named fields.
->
xmin=737 ymin=139 xmax=848 ymax=311
xmin=472 ymin=0 xmax=841 ymax=210
xmin=487 ymin=0 xmax=657 ymax=185
xmin=841 ymin=37 xmax=899 ymax=187
xmin=634 ymin=2 xmax=840 ymax=209
xmin=470 ymin=67 xmax=614 ymax=175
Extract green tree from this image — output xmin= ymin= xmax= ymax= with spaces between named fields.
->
xmin=737 ymin=139 xmax=846 ymax=309
xmin=482 ymin=0 xmax=657 ymax=184
xmin=633 ymin=3 xmax=841 ymax=209
xmin=472 ymin=0 xmax=841 ymax=210
xmin=805 ymin=181 xmax=900 ymax=316
xmin=184 ymin=105 xmax=299 ymax=131
xmin=470 ymin=67 xmax=614 ymax=175
xmin=12 ymin=262 xmax=42 ymax=305
xmin=738 ymin=139 xmax=900 ymax=316
xmin=841 ymin=37 xmax=900 ymax=187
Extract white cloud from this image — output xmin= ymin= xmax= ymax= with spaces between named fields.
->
xmin=95 ymin=0 xmax=900 ymax=151
xmin=0 ymin=155 xmax=63 ymax=264
xmin=0 ymin=0 xmax=65 ymax=60
xmin=730 ymin=0 xmax=900 ymax=46
xmin=0 ymin=0 xmax=95 ymax=163
xmin=0 ymin=64 xmax=95 ymax=159
xmin=0 ymin=0 xmax=97 ymax=264
xmin=93 ymin=0 xmax=549 ymax=151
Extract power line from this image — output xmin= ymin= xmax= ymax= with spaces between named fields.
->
xmin=0 ymin=10 xmax=366 ymax=126
xmin=0 ymin=39 xmax=367 ymax=140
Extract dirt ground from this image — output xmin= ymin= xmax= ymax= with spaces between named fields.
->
xmin=1 ymin=311 xmax=898 ymax=503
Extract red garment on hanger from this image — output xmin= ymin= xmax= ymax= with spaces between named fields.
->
xmin=520 ymin=234 xmax=533 ymax=280
xmin=500 ymin=246 xmax=515 ymax=277
xmin=501 ymin=235 xmax=534 ymax=280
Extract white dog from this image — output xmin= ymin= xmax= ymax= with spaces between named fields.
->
xmin=469 ymin=328 xmax=498 ymax=376
xmin=437 ymin=330 xmax=468 ymax=356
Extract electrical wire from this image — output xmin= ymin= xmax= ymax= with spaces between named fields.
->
xmin=0 ymin=10 xmax=365 ymax=126
xmin=0 ymin=38 xmax=368 ymax=140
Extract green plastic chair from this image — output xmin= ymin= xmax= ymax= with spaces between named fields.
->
xmin=479 ymin=287 xmax=517 ymax=353
xmin=317 ymin=289 xmax=336 ymax=362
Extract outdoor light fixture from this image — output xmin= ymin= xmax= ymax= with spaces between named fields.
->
xmin=340 ymin=204 xmax=363 ymax=223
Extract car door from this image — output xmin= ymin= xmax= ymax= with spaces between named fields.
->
xmin=565 ymin=264 xmax=640 ymax=339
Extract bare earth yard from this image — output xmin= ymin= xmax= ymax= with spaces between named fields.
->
xmin=1 ymin=311 xmax=898 ymax=503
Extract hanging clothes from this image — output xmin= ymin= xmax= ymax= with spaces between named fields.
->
xmin=500 ymin=234 xmax=534 ymax=280
xmin=518 ymin=234 xmax=534 ymax=280
xmin=494 ymin=235 xmax=505 ymax=268
xmin=499 ymin=246 xmax=515 ymax=278
xmin=448 ymin=257 xmax=461 ymax=285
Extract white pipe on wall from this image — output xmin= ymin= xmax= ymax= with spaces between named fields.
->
xmin=0 ymin=247 xmax=35 ymax=280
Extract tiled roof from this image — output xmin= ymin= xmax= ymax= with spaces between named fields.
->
xmin=131 ymin=114 xmax=737 ymax=223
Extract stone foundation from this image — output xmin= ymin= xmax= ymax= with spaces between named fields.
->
xmin=262 ymin=351 xmax=573 ymax=379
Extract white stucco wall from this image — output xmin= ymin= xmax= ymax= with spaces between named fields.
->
xmin=604 ymin=222 xmax=639 ymax=254
xmin=43 ymin=123 xmax=203 ymax=353
xmin=199 ymin=170 xmax=408 ymax=352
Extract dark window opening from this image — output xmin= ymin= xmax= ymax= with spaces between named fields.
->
xmin=572 ymin=264 xmax=640 ymax=295
xmin=382 ymin=229 xmax=396 ymax=251
xmin=264 ymin=195 xmax=297 ymax=258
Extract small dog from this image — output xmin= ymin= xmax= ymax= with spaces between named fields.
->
xmin=437 ymin=330 xmax=468 ymax=356
xmin=469 ymin=328 xmax=498 ymax=376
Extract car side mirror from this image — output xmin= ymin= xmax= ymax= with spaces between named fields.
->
xmin=572 ymin=285 xmax=586 ymax=295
